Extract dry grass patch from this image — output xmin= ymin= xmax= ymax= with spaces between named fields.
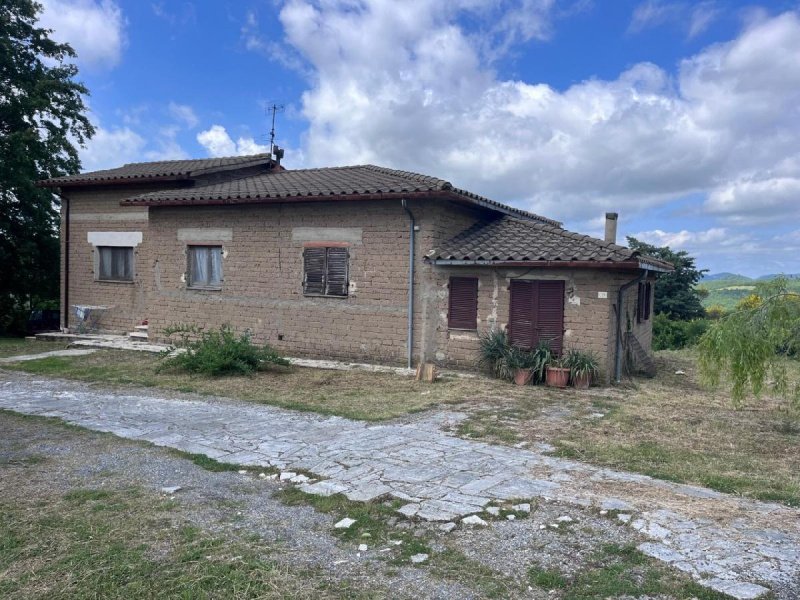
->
xmin=0 ymin=337 xmax=66 ymax=359
xmin=3 ymin=347 xmax=537 ymax=421
xmin=456 ymin=351 xmax=800 ymax=507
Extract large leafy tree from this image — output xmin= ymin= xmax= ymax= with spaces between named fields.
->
xmin=626 ymin=236 xmax=707 ymax=320
xmin=0 ymin=0 xmax=93 ymax=332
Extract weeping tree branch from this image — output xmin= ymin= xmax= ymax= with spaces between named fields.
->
xmin=697 ymin=278 xmax=800 ymax=409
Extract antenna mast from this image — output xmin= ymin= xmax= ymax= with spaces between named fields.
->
xmin=267 ymin=103 xmax=285 ymax=156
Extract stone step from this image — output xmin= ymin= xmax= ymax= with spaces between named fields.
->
xmin=128 ymin=331 xmax=149 ymax=341
xmin=134 ymin=324 xmax=149 ymax=331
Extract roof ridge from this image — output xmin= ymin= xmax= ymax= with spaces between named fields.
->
xmin=120 ymin=153 xmax=271 ymax=167
xmin=505 ymin=216 xmax=635 ymax=257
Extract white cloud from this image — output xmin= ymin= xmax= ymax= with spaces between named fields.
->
xmin=79 ymin=126 xmax=145 ymax=171
xmin=273 ymin=4 xmax=800 ymax=232
xmin=38 ymin=0 xmax=126 ymax=69
xmin=197 ymin=125 xmax=270 ymax=158
xmin=628 ymin=1 xmax=681 ymax=33
xmin=168 ymin=102 xmax=199 ymax=129
xmin=144 ymin=126 xmax=191 ymax=162
xmin=688 ymin=2 xmax=720 ymax=38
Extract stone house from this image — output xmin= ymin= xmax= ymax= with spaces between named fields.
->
xmin=40 ymin=154 xmax=672 ymax=382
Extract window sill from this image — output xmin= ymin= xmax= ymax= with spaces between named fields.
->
xmin=95 ymin=279 xmax=134 ymax=284
xmin=303 ymin=293 xmax=349 ymax=298
xmin=187 ymin=286 xmax=223 ymax=292
xmin=448 ymin=327 xmax=478 ymax=332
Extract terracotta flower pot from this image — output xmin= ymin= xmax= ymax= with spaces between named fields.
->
xmin=572 ymin=372 xmax=591 ymax=390
xmin=513 ymin=368 xmax=533 ymax=386
xmin=545 ymin=366 xmax=570 ymax=388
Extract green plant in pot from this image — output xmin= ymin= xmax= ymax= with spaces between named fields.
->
xmin=545 ymin=355 xmax=570 ymax=388
xmin=564 ymin=349 xmax=599 ymax=389
xmin=505 ymin=346 xmax=539 ymax=386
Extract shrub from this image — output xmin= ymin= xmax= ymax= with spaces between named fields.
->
xmin=159 ymin=324 xmax=289 ymax=376
xmin=652 ymin=314 xmax=710 ymax=350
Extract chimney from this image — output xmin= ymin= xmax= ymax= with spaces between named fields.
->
xmin=604 ymin=212 xmax=618 ymax=244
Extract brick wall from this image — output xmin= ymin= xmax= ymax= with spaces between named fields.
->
xmin=421 ymin=265 xmax=656 ymax=382
xmin=61 ymin=186 xmax=654 ymax=376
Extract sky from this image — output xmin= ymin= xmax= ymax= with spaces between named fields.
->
xmin=36 ymin=0 xmax=800 ymax=277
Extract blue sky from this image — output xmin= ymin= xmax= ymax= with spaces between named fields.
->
xmin=38 ymin=0 xmax=800 ymax=276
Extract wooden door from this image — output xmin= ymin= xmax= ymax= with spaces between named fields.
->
xmin=508 ymin=280 xmax=565 ymax=354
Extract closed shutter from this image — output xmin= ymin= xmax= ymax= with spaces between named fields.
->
xmin=645 ymin=282 xmax=652 ymax=320
xmin=448 ymin=277 xmax=478 ymax=329
xmin=303 ymin=247 xmax=326 ymax=295
xmin=509 ymin=279 xmax=565 ymax=352
xmin=325 ymin=247 xmax=349 ymax=296
xmin=537 ymin=280 xmax=565 ymax=354
xmin=509 ymin=280 xmax=536 ymax=349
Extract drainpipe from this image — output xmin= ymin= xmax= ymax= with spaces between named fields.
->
xmin=402 ymin=199 xmax=416 ymax=370
xmin=614 ymin=269 xmax=648 ymax=383
xmin=63 ymin=191 xmax=70 ymax=330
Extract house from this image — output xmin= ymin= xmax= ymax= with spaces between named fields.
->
xmin=40 ymin=153 xmax=672 ymax=382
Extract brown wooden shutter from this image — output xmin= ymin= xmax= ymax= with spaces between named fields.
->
xmin=509 ymin=280 xmax=536 ymax=349
xmin=536 ymin=280 xmax=565 ymax=354
xmin=637 ymin=282 xmax=646 ymax=323
xmin=303 ymin=247 xmax=326 ymax=294
xmin=325 ymin=247 xmax=349 ymax=296
xmin=644 ymin=281 xmax=652 ymax=320
xmin=448 ymin=277 xmax=478 ymax=329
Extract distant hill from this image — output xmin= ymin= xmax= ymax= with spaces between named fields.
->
xmin=697 ymin=273 xmax=800 ymax=310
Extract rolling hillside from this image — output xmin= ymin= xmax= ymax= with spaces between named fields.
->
xmin=697 ymin=274 xmax=800 ymax=310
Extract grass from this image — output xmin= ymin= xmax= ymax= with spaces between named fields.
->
xmin=2 ymin=346 xmax=531 ymax=421
xmin=455 ymin=350 xmax=800 ymax=508
xmin=527 ymin=544 xmax=733 ymax=599
xmin=0 ymin=485 xmax=373 ymax=599
xmin=0 ymin=337 xmax=65 ymax=359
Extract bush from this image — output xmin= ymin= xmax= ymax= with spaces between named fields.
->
xmin=159 ymin=324 xmax=289 ymax=376
xmin=652 ymin=314 xmax=710 ymax=350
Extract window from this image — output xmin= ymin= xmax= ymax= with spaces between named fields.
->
xmin=637 ymin=281 xmax=652 ymax=322
xmin=188 ymin=245 xmax=223 ymax=289
xmin=303 ymin=246 xmax=349 ymax=296
xmin=97 ymin=246 xmax=133 ymax=281
xmin=448 ymin=277 xmax=478 ymax=329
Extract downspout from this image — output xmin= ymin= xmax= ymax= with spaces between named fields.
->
xmin=63 ymin=191 xmax=70 ymax=331
xmin=614 ymin=269 xmax=648 ymax=383
xmin=402 ymin=199 xmax=416 ymax=370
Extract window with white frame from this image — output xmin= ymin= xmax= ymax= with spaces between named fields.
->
xmin=188 ymin=245 xmax=223 ymax=288
xmin=97 ymin=246 xmax=133 ymax=281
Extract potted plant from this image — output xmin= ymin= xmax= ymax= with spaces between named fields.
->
xmin=503 ymin=347 xmax=534 ymax=386
xmin=564 ymin=349 xmax=599 ymax=390
xmin=545 ymin=356 xmax=570 ymax=388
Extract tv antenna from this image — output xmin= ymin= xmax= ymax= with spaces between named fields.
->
xmin=266 ymin=102 xmax=285 ymax=157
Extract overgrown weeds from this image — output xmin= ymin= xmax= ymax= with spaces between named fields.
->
xmin=159 ymin=324 xmax=289 ymax=376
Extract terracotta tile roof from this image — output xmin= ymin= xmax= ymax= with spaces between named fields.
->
xmin=121 ymin=165 xmax=561 ymax=227
xmin=428 ymin=215 xmax=673 ymax=271
xmin=39 ymin=154 xmax=273 ymax=187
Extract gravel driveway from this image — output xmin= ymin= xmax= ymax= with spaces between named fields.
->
xmin=1 ymin=370 xmax=798 ymax=599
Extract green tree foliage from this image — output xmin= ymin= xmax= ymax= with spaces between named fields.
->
xmin=652 ymin=314 xmax=710 ymax=350
xmin=698 ymin=277 xmax=800 ymax=407
xmin=627 ymin=237 xmax=707 ymax=320
xmin=1 ymin=0 xmax=94 ymax=332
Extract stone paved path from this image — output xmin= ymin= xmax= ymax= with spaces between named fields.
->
xmin=1 ymin=373 xmax=798 ymax=599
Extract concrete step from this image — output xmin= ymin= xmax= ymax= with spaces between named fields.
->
xmin=128 ymin=331 xmax=149 ymax=341
xmin=134 ymin=324 xmax=149 ymax=331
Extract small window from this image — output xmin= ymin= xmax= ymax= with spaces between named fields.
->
xmin=188 ymin=245 xmax=223 ymax=289
xmin=303 ymin=246 xmax=349 ymax=297
xmin=97 ymin=246 xmax=133 ymax=281
xmin=448 ymin=277 xmax=478 ymax=329
xmin=637 ymin=281 xmax=652 ymax=322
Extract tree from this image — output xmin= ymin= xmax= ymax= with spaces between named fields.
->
xmin=626 ymin=237 xmax=707 ymax=320
xmin=697 ymin=277 xmax=800 ymax=408
xmin=0 ymin=0 xmax=94 ymax=333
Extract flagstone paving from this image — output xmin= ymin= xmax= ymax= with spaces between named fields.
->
xmin=1 ymin=373 xmax=798 ymax=599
